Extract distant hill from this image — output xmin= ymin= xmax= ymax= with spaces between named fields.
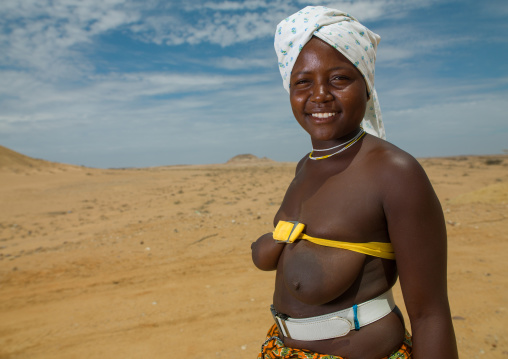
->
xmin=0 ymin=145 xmax=43 ymax=168
xmin=226 ymin=154 xmax=273 ymax=163
xmin=0 ymin=145 xmax=78 ymax=173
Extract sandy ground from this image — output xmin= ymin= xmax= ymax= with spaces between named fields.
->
xmin=0 ymin=146 xmax=507 ymax=358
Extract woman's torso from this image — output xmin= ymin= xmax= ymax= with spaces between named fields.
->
xmin=272 ymin=145 xmax=405 ymax=358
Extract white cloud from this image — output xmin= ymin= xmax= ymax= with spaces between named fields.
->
xmin=377 ymin=73 xmax=508 ymax=156
xmin=375 ymin=26 xmax=476 ymax=66
xmin=205 ymin=56 xmax=274 ymax=70
xmin=379 ymin=75 xmax=508 ymax=111
xmin=0 ymin=68 xmax=276 ymax=130
xmin=376 ymin=46 xmax=414 ymax=63
xmin=130 ymin=6 xmax=287 ymax=47
xmin=385 ymin=93 xmax=508 ymax=157
xmin=0 ymin=0 xmax=141 ymax=78
xmin=192 ymin=0 xmax=272 ymax=11
xmin=296 ymin=0 xmax=441 ymax=21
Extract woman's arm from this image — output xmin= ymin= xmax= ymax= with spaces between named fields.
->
xmin=251 ymin=233 xmax=285 ymax=271
xmin=382 ymin=154 xmax=458 ymax=359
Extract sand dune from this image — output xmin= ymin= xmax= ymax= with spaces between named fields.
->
xmin=0 ymin=146 xmax=507 ymax=358
xmin=0 ymin=145 xmax=83 ymax=174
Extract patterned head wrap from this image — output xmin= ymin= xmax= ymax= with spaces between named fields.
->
xmin=274 ymin=6 xmax=385 ymax=139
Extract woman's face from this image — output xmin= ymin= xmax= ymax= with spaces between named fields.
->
xmin=289 ymin=37 xmax=368 ymax=145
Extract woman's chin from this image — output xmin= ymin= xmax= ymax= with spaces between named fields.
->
xmin=307 ymin=130 xmax=342 ymax=142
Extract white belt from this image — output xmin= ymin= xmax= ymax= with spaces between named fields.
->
xmin=270 ymin=289 xmax=395 ymax=341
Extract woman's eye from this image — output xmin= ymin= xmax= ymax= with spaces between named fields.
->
xmin=332 ymin=75 xmax=348 ymax=81
xmin=294 ymin=79 xmax=309 ymax=86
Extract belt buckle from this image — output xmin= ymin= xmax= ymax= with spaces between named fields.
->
xmin=283 ymin=221 xmax=300 ymax=243
xmin=270 ymin=305 xmax=291 ymax=339
xmin=270 ymin=305 xmax=288 ymax=320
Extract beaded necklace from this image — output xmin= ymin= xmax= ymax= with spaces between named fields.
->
xmin=309 ymin=128 xmax=366 ymax=160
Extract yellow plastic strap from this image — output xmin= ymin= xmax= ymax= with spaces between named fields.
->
xmin=273 ymin=220 xmax=395 ymax=260
xmin=273 ymin=221 xmax=306 ymax=243
xmin=301 ymin=235 xmax=395 ymax=260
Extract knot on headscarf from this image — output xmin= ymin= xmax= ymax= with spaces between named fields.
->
xmin=274 ymin=6 xmax=385 ymax=139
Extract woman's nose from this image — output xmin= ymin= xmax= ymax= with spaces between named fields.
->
xmin=310 ymin=83 xmax=333 ymax=103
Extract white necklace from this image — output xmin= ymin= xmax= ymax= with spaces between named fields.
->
xmin=309 ymin=128 xmax=366 ymax=160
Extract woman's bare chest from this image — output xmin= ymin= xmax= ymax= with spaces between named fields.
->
xmin=276 ymin=170 xmax=385 ymax=241
xmin=277 ymin=239 xmax=367 ymax=307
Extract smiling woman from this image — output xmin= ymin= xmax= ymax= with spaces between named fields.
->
xmin=289 ymin=38 xmax=369 ymax=148
xmin=251 ymin=6 xmax=459 ymax=359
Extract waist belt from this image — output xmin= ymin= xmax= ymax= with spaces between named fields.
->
xmin=270 ymin=289 xmax=395 ymax=341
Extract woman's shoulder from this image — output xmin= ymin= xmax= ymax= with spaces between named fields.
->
xmin=361 ymin=136 xmax=428 ymax=183
xmin=364 ymin=136 xmax=421 ymax=167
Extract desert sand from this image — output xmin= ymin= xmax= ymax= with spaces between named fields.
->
xmin=0 ymin=145 xmax=507 ymax=358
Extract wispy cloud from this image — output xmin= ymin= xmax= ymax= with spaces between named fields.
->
xmin=0 ymin=69 xmax=274 ymax=125
xmin=385 ymin=92 xmax=508 ymax=157
xmin=203 ymin=56 xmax=275 ymax=70
xmin=0 ymin=0 xmax=141 ymax=79
xmin=189 ymin=0 xmax=273 ymax=11
xmin=130 ymin=6 xmax=288 ymax=47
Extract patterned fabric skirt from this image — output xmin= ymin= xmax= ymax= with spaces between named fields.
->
xmin=258 ymin=324 xmax=412 ymax=359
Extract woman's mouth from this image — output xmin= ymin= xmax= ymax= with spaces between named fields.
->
xmin=311 ymin=112 xmax=336 ymax=119
xmin=309 ymin=112 xmax=336 ymax=122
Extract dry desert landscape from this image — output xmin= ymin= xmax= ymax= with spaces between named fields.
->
xmin=1 ymin=146 xmax=507 ymax=358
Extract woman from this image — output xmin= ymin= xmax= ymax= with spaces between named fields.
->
xmin=251 ymin=6 xmax=458 ymax=359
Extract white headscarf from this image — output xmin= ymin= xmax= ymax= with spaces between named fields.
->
xmin=274 ymin=6 xmax=385 ymax=139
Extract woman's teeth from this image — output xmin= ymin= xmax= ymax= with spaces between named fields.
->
xmin=311 ymin=112 xmax=335 ymax=118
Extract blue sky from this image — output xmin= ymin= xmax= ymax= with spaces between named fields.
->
xmin=1 ymin=0 xmax=507 ymax=168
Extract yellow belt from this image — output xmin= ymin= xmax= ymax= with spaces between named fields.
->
xmin=273 ymin=220 xmax=395 ymax=260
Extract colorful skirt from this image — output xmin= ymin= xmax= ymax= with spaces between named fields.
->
xmin=258 ymin=324 xmax=412 ymax=359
